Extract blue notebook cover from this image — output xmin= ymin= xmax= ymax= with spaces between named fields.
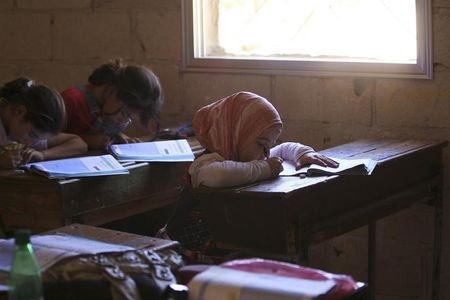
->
xmin=22 ymin=155 xmax=129 ymax=179
xmin=108 ymin=139 xmax=195 ymax=162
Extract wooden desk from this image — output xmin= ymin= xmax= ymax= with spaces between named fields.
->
xmin=0 ymin=140 xmax=203 ymax=233
xmin=193 ymin=139 xmax=447 ymax=300
xmin=0 ymin=138 xmax=209 ymax=232
xmin=0 ymin=162 xmax=189 ymax=233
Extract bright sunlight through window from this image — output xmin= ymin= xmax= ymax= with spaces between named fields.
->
xmin=182 ymin=0 xmax=432 ymax=79
xmin=217 ymin=0 xmax=416 ymax=62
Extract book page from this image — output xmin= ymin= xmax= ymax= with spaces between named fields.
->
xmin=280 ymin=160 xmax=304 ymax=176
xmin=189 ymin=266 xmax=335 ymax=300
xmin=308 ymin=157 xmax=376 ymax=175
xmin=280 ymin=157 xmax=376 ymax=176
xmin=80 ymin=155 xmax=126 ymax=172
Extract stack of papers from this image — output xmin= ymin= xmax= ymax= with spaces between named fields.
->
xmin=108 ymin=139 xmax=195 ymax=162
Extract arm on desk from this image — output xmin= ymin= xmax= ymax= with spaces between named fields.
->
xmin=23 ymin=133 xmax=88 ymax=163
xmin=189 ymin=153 xmax=272 ymax=188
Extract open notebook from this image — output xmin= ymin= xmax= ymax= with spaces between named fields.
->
xmin=280 ymin=157 xmax=377 ymax=176
xmin=108 ymin=139 xmax=195 ymax=162
xmin=22 ymin=155 xmax=129 ymax=179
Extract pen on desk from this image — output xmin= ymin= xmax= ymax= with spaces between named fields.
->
xmin=120 ymin=161 xmax=136 ymax=167
xmin=235 ymin=182 xmax=260 ymax=192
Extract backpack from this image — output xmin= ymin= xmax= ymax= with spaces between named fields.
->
xmin=43 ymin=248 xmax=184 ymax=300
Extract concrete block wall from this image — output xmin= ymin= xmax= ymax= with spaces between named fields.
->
xmin=0 ymin=1 xmax=449 ymax=299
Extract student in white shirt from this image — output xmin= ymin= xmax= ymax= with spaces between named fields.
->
xmin=189 ymin=91 xmax=338 ymax=188
xmin=0 ymin=78 xmax=87 ymax=169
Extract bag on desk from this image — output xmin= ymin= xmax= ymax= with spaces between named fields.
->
xmin=43 ymin=248 xmax=184 ymax=300
xmin=184 ymin=258 xmax=359 ymax=300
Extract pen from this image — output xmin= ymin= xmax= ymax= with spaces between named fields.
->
xmin=120 ymin=161 xmax=136 ymax=167
xmin=235 ymin=182 xmax=260 ymax=192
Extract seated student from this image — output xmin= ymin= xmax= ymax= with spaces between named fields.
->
xmin=61 ymin=60 xmax=163 ymax=150
xmin=189 ymin=91 xmax=338 ymax=188
xmin=0 ymin=78 xmax=87 ymax=169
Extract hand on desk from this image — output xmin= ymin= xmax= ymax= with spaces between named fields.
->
xmin=296 ymin=152 xmax=339 ymax=170
xmin=20 ymin=148 xmax=45 ymax=164
xmin=267 ymin=156 xmax=284 ymax=178
xmin=81 ymin=132 xmax=112 ymax=150
xmin=113 ymin=132 xmax=142 ymax=144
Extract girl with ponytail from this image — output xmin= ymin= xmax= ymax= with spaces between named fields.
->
xmin=0 ymin=78 xmax=87 ymax=169
xmin=61 ymin=60 xmax=163 ymax=149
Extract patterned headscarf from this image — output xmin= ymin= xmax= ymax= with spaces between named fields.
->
xmin=193 ymin=91 xmax=282 ymax=160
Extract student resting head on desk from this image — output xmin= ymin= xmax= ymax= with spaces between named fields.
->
xmin=189 ymin=91 xmax=338 ymax=188
xmin=61 ymin=59 xmax=163 ymax=150
xmin=0 ymin=78 xmax=87 ymax=170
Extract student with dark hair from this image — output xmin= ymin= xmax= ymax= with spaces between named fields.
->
xmin=61 ymin=60 xmax=163 ymax=149
xmin=0 ymin=78 xmax=87 ymax=169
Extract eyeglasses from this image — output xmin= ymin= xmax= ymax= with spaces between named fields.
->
xmin=93 ymin=115 xmax=132 ymax=138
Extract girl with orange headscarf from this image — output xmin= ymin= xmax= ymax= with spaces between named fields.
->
xmin=189 ymin=91 xmax=338 ymax=188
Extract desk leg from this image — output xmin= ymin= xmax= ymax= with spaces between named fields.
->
xmin=432 ymin=181 xmax=443 ymax=300
xmin=368 ymin=221 xmax=376 ymax=300
xmin=299 ymin=241 xmax=309 ymax=265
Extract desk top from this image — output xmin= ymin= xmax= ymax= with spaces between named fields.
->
xmin=193 ymin=138 xmax=448 ymax=254
xmin=44 ymin=223 xmax=179 ymax=251
xmin=194 ymin=138 xmax=448 ymax=196
xmin=0 ymin=137 xmax=203 ymax=182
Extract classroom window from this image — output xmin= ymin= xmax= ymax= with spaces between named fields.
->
xmin=182 ymin=0 xmax=432 ymax=79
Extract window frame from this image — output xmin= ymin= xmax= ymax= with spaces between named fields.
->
xmin=181 ymin=0 xmax=433 ymax=79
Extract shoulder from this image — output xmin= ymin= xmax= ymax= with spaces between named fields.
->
xmin=61 ymin=87 xmax=91 ymax=115
xmin=61 ymin=87 xmax=85 ymax=105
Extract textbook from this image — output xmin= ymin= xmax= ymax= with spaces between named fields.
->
xmin=280 ymin=157 xmax=377 ymax=176
xmin=22 ymin=154 xmax=129 ymax=179
xmin=108 ymin=139 xmax=195 ymax=162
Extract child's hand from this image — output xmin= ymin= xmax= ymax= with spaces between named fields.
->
xmin=296 ymin=152 xmax=339 ymax=170
xmin=114 ymin=133 xmax=142 ymax=144
xmin=267 ymin=156 xmax=284 ymax=178
xmin=0 ymin=150 xmax=22 ymax=169
xmin=20 ymin=148 xmax=45 ymax=164
xmin=83 ymin=132 xmax=112 ymax=150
